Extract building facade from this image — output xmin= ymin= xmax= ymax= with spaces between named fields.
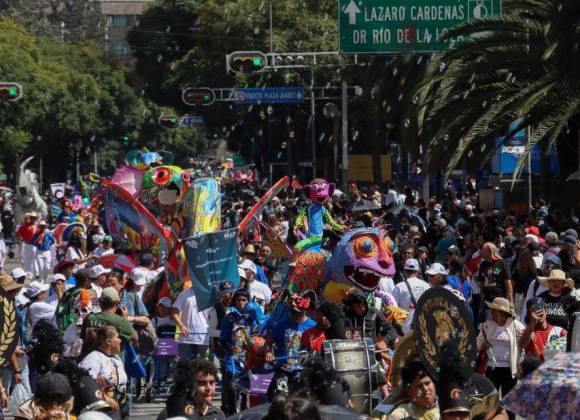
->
xmin=98 ymin=0 xmax=153 ymax=55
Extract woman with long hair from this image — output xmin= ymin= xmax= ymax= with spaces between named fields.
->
xmin=64 ymin=231 xmax=93 ymax=271
xmin=512 ymin=247 xmax=538 ymax=315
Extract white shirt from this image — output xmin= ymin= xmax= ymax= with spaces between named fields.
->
xmin=378 ymin=276 xmax=396 ymax=295
xmin=172 ymin=288 xmax=210 ymax=345
xmin=207 ymin=306 xmax=221 ymax=338
xmin=392 ymin=276 xmax=430 ymax=310
xmin=79 ymin=350 xmax=127 ymax=386
xmin=65 ymin=247 xmax=86 ymax=271
xmin=92 ymin=283 xmax=103 ymax=298
xmin=480 ymin=319 xmax=525 ymax=368
xmin=247 ymin=279 xmax=272 ymax=311
xmin=93 ymin=246 xmax=114 ymax=258
xmin=29 ymin=300 xmax=57 ymax=327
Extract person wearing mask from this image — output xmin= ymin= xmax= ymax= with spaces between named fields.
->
xmin=27 ymin=281 xmax=57 ymax=328
xmin=171 ymin=285 xmax=211 ymax=360
xmin=519 ymin=297 xmax=567 ymax=362
xmin=478 ymin=242 xmax=514 ymax=308
xmin=79 ymin=326 xmax=128 ymax=419
xmin=219 ymin=288 xmax=263 ymax=415
xmin=15 ymin=212 xmax=38 ymax=277
xmin=477 ymin=297 xmax=525 ymax=408
xmin=392 ymin=259 xmax=430 ymax=310
xmin=30 ymin=220 xmax=55 ymax=282
xmin=238 ymin=259 xmax=272 ymax=311
xmin=536 ymin=269 xmax=574 ymax=330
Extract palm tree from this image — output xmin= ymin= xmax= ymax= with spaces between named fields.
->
xmin=415 ymin=0 xmax=580 ymax=183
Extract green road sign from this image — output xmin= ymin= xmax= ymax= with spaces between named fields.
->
xmin=339 ymin=0 xmax=502 ymax=53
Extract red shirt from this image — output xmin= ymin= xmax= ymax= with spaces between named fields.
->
xmin=16 ymin=222 xmax=37 ymax=243
xmin=301 ymin=327 xmax=326 ymax=352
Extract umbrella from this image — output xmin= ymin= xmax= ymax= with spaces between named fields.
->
xmin=346 ymin=199 xmax=381 ymax=212
xmin=501 ymin=352 xmax=580 ymax=419
xmin=99 ymin=254 xmax=138 ymax=273
xmin=226 ymin=403 xmax=364 ymax=420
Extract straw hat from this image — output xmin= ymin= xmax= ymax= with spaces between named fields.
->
xmin=0 ymin=272 xmax=25 ymax=292
xmin=242 ymin=244 xmax=257 ymax=255
xmin=538 ymin=269 xmax=574 ymax=290
xmin=485 ymin=297 xmax=515 ymax=317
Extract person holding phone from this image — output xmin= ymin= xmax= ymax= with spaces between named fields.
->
xmin=519 ymin=297 xmax=567 ymax=362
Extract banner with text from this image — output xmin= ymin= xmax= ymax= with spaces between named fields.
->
xmin=339 ymin=0 xmax=502 ymax=53
xmin=183 ymin=228 xmax=240 ymax=311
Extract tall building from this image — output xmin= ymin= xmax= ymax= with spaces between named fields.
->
xmin=99 ymin=0 xmax=153 ymax=55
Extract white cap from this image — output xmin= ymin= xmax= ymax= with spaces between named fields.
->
xmin=15 ymin=289 xmax=29 ymax=307
xmin=130 ymin=266 xmax=149 ymax=286
xmin=238 ymin=267 xmax=247 ymax=279
xmin=525 ymin=234 xmax=539 ymax=244
xmin=89 ymin=265 xmax=111 ymax=279
xmin=50 ymin=273 xmax=67 ymax=283
xmin=426 ymin=263 xmax=448 ymax=276
xmin=404 ymin=258 xmax=420 ymax=272
xmin=238 ymin=259 xmax=257 ymax=275
xmin=26 ymin=281 xmax=50 ymax=298
xmin=11 ymin=268 xmax=26 ymax=280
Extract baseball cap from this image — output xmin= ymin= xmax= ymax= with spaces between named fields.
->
xmin=11 ymin=267 xmax=27 ymax=280
xmin=157 ymin=297 xmax=173 ymax=308
xmin=542 ymin=253 xmax=562 ymax=268
xmin=99 ymin=287 xmax=120 ymax=304
xmin=35 ymin=373 xmax=72 ymax=404
xmin=562 ymin=235 xmax=577 ymax=245
xmin=565 ymin=229 xmax=578 ymax=239
xmin=404 ymin=258 xmax=420 ymax=271
xmin=89 ymin=265 xmax=110 ymax=279
xmin=219 ymin=282 xmax=235 ymax=294
xmin=238 ymin=267 xmax=247 ymax=279
xmin=238 ymin=259 xmax=257 ymax=275
xmin=544 ymin=231 xmax=559 ymax=245
xmin=426 ymin=263 xmax=448 ymax=276
xmin=130 ymin=267 xmax=149 ymax=286
xmin=26 ymin=281 xmax=50 ymax=298
xmin=49 ymin=273 xmax=67 ymax=284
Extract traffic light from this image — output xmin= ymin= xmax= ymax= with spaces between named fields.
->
xmin=182 ymin=87 xmax=215 ymax=106
xmin=159 ymin=115 xmax=179 ymax=128
xmin=0 ymin=82 xmax=22 ymax=101
xmin=227 ymin=51 xmax=267 ymax=74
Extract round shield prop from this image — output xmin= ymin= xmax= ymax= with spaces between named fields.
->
xmin=412 ymin=287 xmax=477 ymax=381
xmin=0 ymin=288 xmax=19 ymax=367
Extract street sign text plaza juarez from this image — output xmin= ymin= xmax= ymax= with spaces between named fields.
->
xmin=339 ymin=0 xmax=502 ymax=53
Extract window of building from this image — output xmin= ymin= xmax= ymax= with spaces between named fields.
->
xmin=111 ymin=15 xmax=129 ymax=28
xmin=111 ymin=40 xmax=130 ymax=55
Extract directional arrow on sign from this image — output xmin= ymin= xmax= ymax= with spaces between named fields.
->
xmin=344 ymin=0 xmax=361 ymax=25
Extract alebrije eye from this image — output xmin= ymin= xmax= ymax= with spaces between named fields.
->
xmin=352 ymin=235 xmax=378 ymax=258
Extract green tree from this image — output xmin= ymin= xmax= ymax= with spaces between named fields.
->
xmin=415 ymin=0 xmax=580 ymax=183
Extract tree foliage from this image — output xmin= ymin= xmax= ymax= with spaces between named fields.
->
xmin=415 ymin=0 xmax=580 ymax=178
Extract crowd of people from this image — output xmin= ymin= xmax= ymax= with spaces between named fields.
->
xmin=0 ymin=178 xmax=578 ymax=420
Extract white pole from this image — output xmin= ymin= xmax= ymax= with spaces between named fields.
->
xmin=341 ymin=80 xmax=349 ymax=190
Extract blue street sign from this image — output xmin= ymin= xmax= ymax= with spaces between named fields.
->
xmin=181 ymin=116 xmax=205 ymax=126
xmin=233 ymin=87 xmax=305 ymax=104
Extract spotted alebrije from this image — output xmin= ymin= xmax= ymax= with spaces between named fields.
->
xmin=352 ymin=235 xmax=379 ymax=259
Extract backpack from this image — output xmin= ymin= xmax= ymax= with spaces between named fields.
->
xmin=56 ymin=288 xmax=81 ymax=331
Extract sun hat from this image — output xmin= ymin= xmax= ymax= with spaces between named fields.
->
xmin=238 ymin=259 xmax=257 ymax=275
xmin=538 ymin=269 xmax=574 ymax=290
xmin=425 ymin=263 xmax=448 ymax=276
xmin=26 ymin=281 xmax=50 ymax=298
xmin=485 ymin=297 xmax=515 ymax=317
xmin=38 ymin=220 xmax=47 ymax=226
xmin=0 ymin=272 xmax=25 ymax=292
xmin=404 ymin=258 xmax=420 ymax=272
xmin=242 ymin=244 xmax=257 ymax=255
